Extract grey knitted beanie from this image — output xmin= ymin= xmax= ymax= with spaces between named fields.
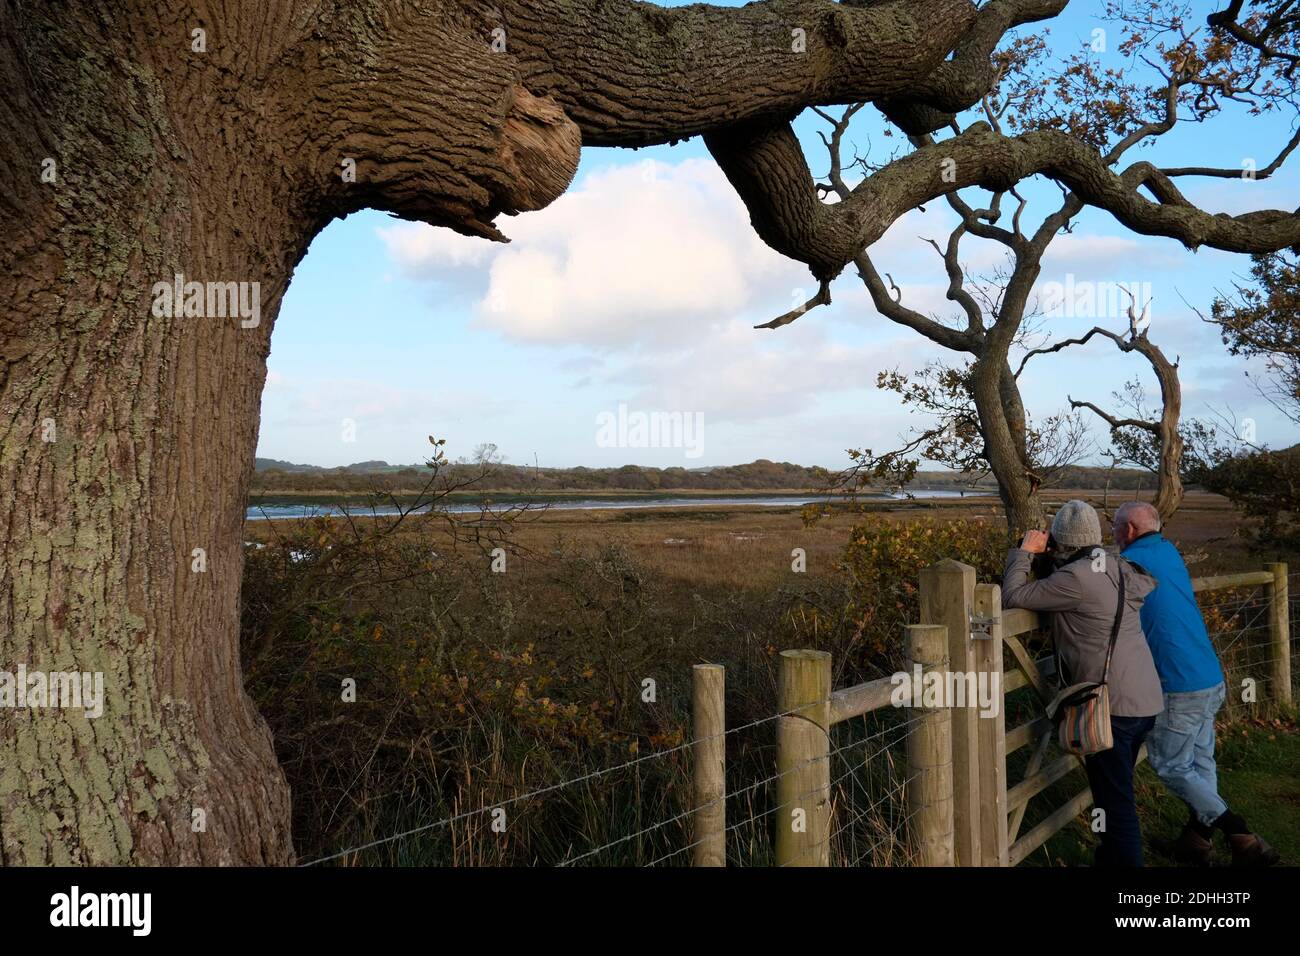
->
xmin=1050 ymin=499 xmax=1102 ymax=550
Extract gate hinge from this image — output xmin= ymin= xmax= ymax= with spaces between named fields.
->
xmin=970 ymin=613 xmax=998 ymax=640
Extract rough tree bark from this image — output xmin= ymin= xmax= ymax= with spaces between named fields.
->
xmin=0 ymin=0 xmax=1070 ymax=865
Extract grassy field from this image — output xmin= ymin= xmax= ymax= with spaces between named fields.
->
xmin=240 ymin=488 xmax=1299 ymax=866
xmin=243 ymin=488 xmax=1288 ymax=585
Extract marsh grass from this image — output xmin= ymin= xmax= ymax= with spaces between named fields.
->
xmin=240 ymin=492 xmax=1297 ymax=866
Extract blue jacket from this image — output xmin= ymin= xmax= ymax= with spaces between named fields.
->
xmin=1121 ymin=532 xmax=1224 ymax=693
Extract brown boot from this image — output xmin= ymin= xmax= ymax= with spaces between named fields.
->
xmin=1171 ymin=824 xmax=1214 ymax=866
xmin=1227 ymin=832 xmax=1281 ymax=867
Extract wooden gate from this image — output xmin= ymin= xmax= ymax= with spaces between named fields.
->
xmin=922 ymin=559 xmax=1292 ymax=866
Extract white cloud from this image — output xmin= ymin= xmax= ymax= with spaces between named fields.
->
xmin=378 ymin=158 xmax=809 ymax=349
xmin=591 ymin=317 xmax=925 ymax=425
xmin=380 ymin=221 xmax=496 ymax=272
xmin=364 ymin=155 xmax=1300 ymax=464
xmin=1042 ymin=232 xmax=1181 ymax=272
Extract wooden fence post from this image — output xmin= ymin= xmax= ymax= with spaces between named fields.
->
xmin=692 ymin=663 xmax=726 ymax=867
xmin=920 ymin=560 xmax=980 ymax=866
xmin=972 ymin=583 xmax=1008 ymax=866
xmin=775 ymin=649 xmax=831 ymax=867
xmin=906 ymin=624 xmax=954 ymax=866
xmin=1266 ymin=563 xmax=1292 ymax=709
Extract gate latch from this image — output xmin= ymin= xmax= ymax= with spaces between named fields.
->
xmin=970 ymin=613 xmax=998 ymax=640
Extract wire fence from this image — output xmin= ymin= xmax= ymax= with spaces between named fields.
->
xmin=298 ymin=567 xmax=1294 ymax=869
xmin=297 ymin=704 xmax=763 ymax=867
xmin=822 ymin=710 xmax=921 ymax=866
xmin=297 ymin=681 xmax=924 ymax=867
xmin=1200 ymin=580 xmax=1292 ymax=715
xmin=709 ymin=706 xmax=923 ymax=868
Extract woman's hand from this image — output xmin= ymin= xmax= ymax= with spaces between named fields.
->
xmin=1020 ymin=529 xmax=1049 ymax=554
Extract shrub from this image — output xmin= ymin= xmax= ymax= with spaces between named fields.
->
xmin=838 ymin=515 xmax=1005 ymax=671
xmin=242 ymin=514 xmax=700 ymax=864
xmin=240 ymin=507 xmax=1003 ymax=863
xmin=1200 ymin=447 xmax=1300 ymax=548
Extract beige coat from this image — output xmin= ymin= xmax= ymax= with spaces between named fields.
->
xmin=1002 ymin=547 xmax=1164 ymax=718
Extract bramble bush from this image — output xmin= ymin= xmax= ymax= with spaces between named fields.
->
xmin=241 ymin=513 xmax=696 ymax=864
xmin=837 ymin=515 xmax=1005 ymax=670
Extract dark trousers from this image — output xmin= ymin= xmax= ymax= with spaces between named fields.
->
xmin=1084 ymin=714 xmax=1156 ymax=867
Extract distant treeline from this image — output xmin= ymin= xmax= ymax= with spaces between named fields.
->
xmin=917 ymin=465 xmax=1162 ymax=492
xmin=250 ymin=457 xmax=1159 ymax=495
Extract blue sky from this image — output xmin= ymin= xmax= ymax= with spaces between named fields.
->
xmin=260 ymin=1 xmax=1300 ymax=471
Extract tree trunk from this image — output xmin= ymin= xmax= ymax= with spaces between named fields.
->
xmin=0 ymin=21 xmax=302 ymax=859
xmin=969 ymin=355 xmax=1044 ymax=538
xmin=1148 ymin=342 xmax=1185 ymax=524
xmin=0 ymin=0 xmax=610 ymax=864
xmin=1 ymin=196 xmax=298 ymax=863
xmin=0 ymin=298 xmax=297 ymax=864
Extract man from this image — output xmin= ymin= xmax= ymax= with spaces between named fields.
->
xmin=1114 ymin=500 xmax=1279 ymax=866
xmin=1004 ymin=500 xmax=1163 ymax=866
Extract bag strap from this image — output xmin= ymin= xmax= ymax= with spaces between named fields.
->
xmin=1051 ymin=555 xmax=1126 ymax=687
xmin=1099 ymin=561 xmax=1126 ymax=686
xmin=1052 ymin=619 xmax=1066 ymax=685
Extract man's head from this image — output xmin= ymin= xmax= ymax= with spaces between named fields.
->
xmin=1049 ymin=499 xmax=1103 ymax=551
xmin=1113 ymin=500 xmax=1161 ymax=549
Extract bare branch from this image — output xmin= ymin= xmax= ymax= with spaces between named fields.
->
xmin=923 ymin=228 xmax=986 ymax=333
xmin=944 ymin=191 xmax=1023 ymax=251
xmin=1015 ymin=327 xmax=1126 ymax=378
xmin=855 ymin=254 xmax=977 ymax=352
xmin=1068 ymin=396 xmax=1158 ymax=434
xmin=755 ymin=280 xmax=832 ymax=330
xmin=1161 ymin=125 xmax=1300 ymax=178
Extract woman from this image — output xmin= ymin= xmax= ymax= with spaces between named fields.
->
xmin=1002 ymin=500 xmax=1164 ymax=866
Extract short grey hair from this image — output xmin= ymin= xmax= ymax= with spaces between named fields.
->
xmin=1115 ymin=500 xmax=1161 ymax=533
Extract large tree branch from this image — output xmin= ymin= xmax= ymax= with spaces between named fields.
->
xmin=287 ymin=0 xmax=1060 ymax=240
xmin=875 ymin=0 xmax=1069 ymax=133
xmin=707 ymin=121 xmax=1300 ymax=282
xmin=283 ymin=5 xmax=587 ymax=241
xmin=503 ymin=0 xmax=983 ymax=147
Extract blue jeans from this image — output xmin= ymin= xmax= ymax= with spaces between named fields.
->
xmin=1085 ymin=714 xmax=1156 ymax=867
xmin=1146 ymin=682 xmax=1229 ymax=827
